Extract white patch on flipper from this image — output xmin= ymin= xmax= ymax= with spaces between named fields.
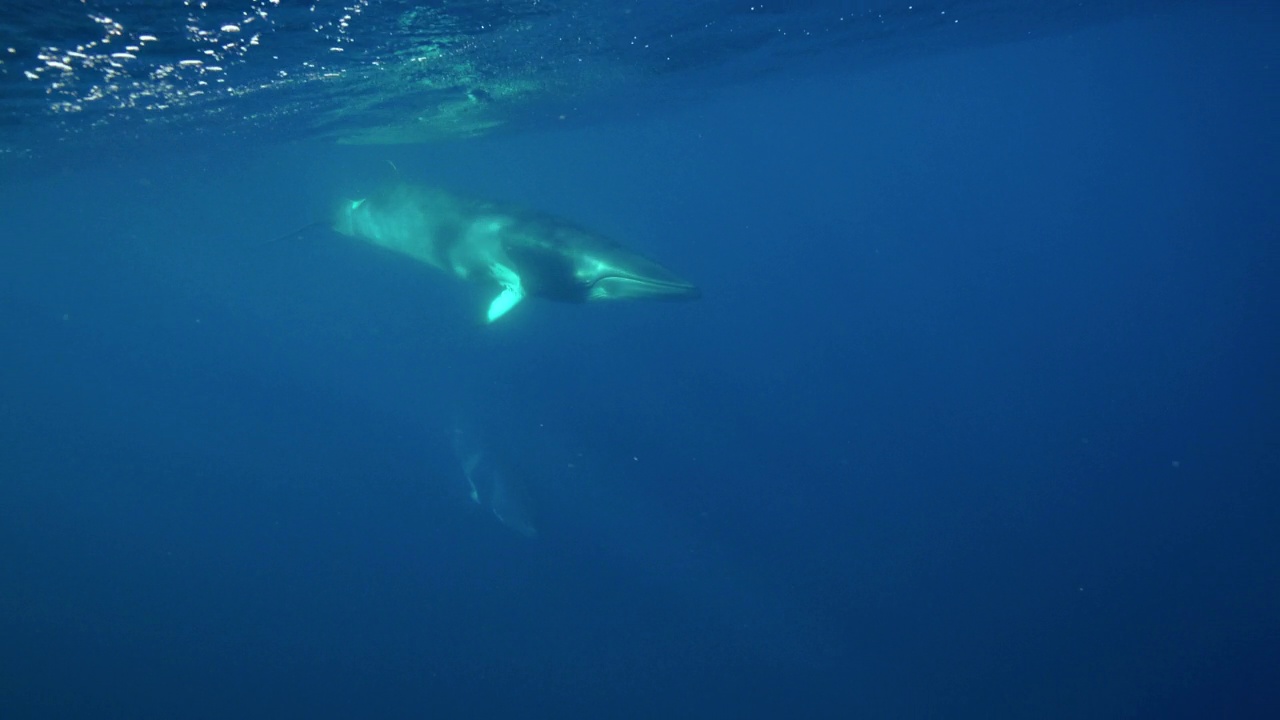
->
xmin=485 ymin=263 xmax=525 ymax=323
xmin=461 ymin=453 xmax=482 ymax=503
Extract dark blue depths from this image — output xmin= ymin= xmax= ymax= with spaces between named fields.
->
xmin=1 ymin=5 xmax=1276 ymax=719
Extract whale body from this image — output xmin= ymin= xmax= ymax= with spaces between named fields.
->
xmin=333 ymin=183 xmax=700 ymax=322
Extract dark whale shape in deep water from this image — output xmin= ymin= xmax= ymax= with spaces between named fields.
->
xmin=332 ymin=183 xmax=700 ymax=322
xmin=452 ymin=423 xmax=537 ymax=538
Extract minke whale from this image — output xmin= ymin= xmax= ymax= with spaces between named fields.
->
xmin=452 ymin=423 xmax=537 ymax=538
xmin=332 ymin=183 xmax=700 ymax=322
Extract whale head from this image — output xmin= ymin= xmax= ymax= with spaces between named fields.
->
xmin=501 ymin=220 xmax=700 ymax=304
xmin=577 ymin=243 xmax=702 ymax=302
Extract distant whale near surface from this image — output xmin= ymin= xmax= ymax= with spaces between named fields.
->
xmin=332 ymin=183 xmax=700 ymax=322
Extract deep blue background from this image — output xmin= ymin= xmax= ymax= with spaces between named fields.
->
xmin=2 ymin=6 xmax=1277 ymax=718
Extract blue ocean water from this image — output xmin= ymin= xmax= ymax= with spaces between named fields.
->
xmin=1 ymin=2 xmax=1277 ymax=718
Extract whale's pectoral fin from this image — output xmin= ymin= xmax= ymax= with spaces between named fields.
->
xmin=464 ymin=472 xmax=480 ymax=504
xmin=487 ymin=288 xmax=525 ymax=323
xmin=485 ymin=263 xmax=526 ymax=323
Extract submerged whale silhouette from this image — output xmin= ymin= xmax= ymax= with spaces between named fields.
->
xmin=451 ymin=423 xmax=537 ymax=538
